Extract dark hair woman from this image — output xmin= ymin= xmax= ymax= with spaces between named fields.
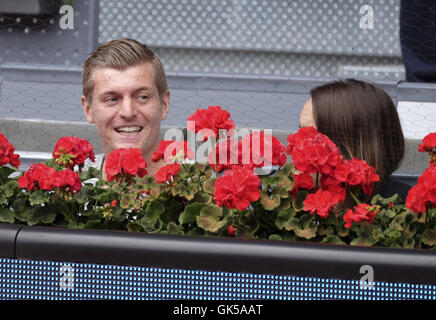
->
xmin=299 ymin=79 xmax=411 ymax=202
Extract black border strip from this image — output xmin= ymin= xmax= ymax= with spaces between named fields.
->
xmin=2 ymin=224 xmax=435 ymax=285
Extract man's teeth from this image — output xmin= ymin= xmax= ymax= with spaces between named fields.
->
xmin=116 ymin=126 xmax=142 ymax=133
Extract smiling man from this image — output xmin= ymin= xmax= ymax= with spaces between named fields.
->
xmin=81 ymin=38 xmax=169 ymax=177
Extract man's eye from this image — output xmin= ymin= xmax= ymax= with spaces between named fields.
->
xmin=138 ymin=95 xmax=148 ymax=101
xmin=105 ymin=97 xmax=118 ymax=103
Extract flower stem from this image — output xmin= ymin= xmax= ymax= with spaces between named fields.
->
xmin=348 ymin=190 xmax=361 ymax=205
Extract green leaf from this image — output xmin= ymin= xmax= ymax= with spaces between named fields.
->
xmin=203 ymin=178 xmax=216 ymax=194
xmin=275 ymin=208 xmax=296 ymax=230
xmin=2 ymin=180 xmax=19 ymax=198
xmin=0 ymin=207 xmax=14 ymax=223
xmin=29 ymin=190 xmax=50 ymax=206
xmin=179 ymin=203 xmax=205 ymax=225
xmin=26 ymin=206 xmax=57 ymax=226
xmin=199 ymin=204 xmax=223 ymax=219
xmin=196 ymin=204 xmax=227 ymax=233
xmin=294 ymin=214 xmax=317 ymax=239
xmin=11 ymin=197 xmax=29 ymax=222
xmin=268 ymin=234 xmax=282 ymax=241
xmin=292 ymin=190 xmax=308 ymax=212
xmin=146 ymin=201 xmax=165 ymax=218
xmin=166 ymin=222 xmax=185 ymax=235
xmin=193 ymin=192 xmax=212 ymax=204
xmin=120 ymin=193 xmax=136 ymax=209
xmin=422 ymin=228 xmax=436 ymax=246
xmin=320 ymin=235 xmax=345 ymax=245
xmin=351 ymin=224 xmax=381 ymax=247
xmin=0 ymin=166 xmax=16 ymax=184
xmin=196 ymin=215 xmax=227 ymax=233
xmin=260 ymin=190 xmax=281 ymax=211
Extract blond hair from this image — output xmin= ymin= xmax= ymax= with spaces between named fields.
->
xmin=82 ymin=38 xmax=168 ymax=102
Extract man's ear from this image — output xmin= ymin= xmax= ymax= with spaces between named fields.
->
xmin=160 ymin=90 xmax=170 ymax=121
xmin=81 ymin=95 xmax=95 ymax=124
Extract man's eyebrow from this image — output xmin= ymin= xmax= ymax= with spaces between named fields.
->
xmin=132 ymin=86 xmax=153 ymax=95
xmin=98 ymin=87 xmax=153 ymax=97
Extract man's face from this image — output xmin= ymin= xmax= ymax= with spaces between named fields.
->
xmin=82 ymin=63 xmax=169 ymax=159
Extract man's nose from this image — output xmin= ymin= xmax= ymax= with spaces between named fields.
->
xmin=119 ymin=98 xmax=137 ymax=119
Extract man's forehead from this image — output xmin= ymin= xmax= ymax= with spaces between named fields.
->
xmin=92 ymin=63 xmax=156 ymax=91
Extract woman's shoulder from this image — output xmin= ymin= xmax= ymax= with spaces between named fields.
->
xmin=377 ymin=175 xmax=414 ymax=203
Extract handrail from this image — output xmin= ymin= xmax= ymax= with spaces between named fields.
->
xmin=1 ymin=224 xmax=435 ymax=285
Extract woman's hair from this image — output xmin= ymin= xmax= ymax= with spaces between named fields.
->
xmin=310 ymin=79 xmax=405 ymax=182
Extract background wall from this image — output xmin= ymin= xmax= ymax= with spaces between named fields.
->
xmin=0 ymin=0 xmax=434 ymax=176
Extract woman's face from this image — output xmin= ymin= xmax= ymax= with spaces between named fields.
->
xmin=299 ymin=98 xmax=316 ymax=129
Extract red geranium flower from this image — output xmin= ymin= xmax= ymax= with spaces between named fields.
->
xmin=0 ymin=133 xmax=20 ymax=168
xmin=334 ymin=158 xmax=380 ymax=195
xmin=214 ymin=166 xmax=261 ymax=211
xmin=303 ymin=186 xmax=346 ymax=218
xmin=154 ymin=163 xmax=181 ymax=184
xmin=152 ymin=140 xmax=194 ymax=163
xmin=18 ymin=163 xmax=81 ymax=192
xmin=418 ymin=132 xmax=436 ymax=167
xmin=343 ymin=203 xmax=380 ymax=228
xmin=418 ymin=132 xmax=436 ymax=153
xmin=291 ymin=172 xmax=315 ymax=197
xmin=53 ymin=136 xmax=95 ymax=169
xmin=406 ymin=166 xmax=436 ymax=214
xmin=105 ymin=148 xmax=147 ymax=182
xmin=239 ymin=131 xmax=287 ymax=170
xmin=227 ymin=224 xmax=237 ymax=237
xmin=286 ymin=127 xmax=342 ymax=175
xmin=187 ymin=106 xmax=235 ymax=142
xmin=207 ymin=138 xmax=239 ymax=172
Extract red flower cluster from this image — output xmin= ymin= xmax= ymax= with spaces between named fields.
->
xmin=152 ymin=140 xmax=194 ymax=163
xmin=154 ymin=163 xmax=181 ymax=184
xmin=406 ymin=166 xmax=436 ymax=214
xmin=303 ymin=186 xmax=346 ymax=218
xmin=333 ymin=158 xmax=380 ymax=195
xmin=187 ymin=106 xmax=235 ymax=142
xmin=18 ymin=163 xmax=81 ymax=192
xmin=207 ymin=138 xmax=239 ymax=172
xmin=343 ymin=203 xmax=380 ymax=228
xmin=105 ymin=148 xmax=147 ymax=182
xmin=286 ymin=127 xmax=380 ymax=221
xmin=239 ymin=131 xmax=287 ymax=170
xmin=286 ymin=127 xmax=342 ymax=175
xmin=290 ymin=172 xmax=315 ymax=197
xmin=208 ymin=131 xmax=287 ymax=172
xmin=418 ymin=132 xmax=436 ymax=167
xmin=0 ymin=133 xmax=20 ymax=168
xmin=214 ymin=166 xmax=261 ymax=211
xmin=53 ymin=136 xmax=95 ymax=168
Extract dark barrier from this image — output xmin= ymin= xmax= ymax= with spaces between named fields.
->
xmin=1 ymin=223 xmax=436 ymax=299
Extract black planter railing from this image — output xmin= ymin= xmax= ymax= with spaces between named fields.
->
xmin=1 ymin=223 xmax=436 ymax=300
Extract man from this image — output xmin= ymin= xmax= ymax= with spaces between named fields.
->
xmin=81 ymin=38 xmax=170 ymax=176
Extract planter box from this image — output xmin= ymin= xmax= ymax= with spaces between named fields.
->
xmin=1 ymin=223 xmax=436 ymax=300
